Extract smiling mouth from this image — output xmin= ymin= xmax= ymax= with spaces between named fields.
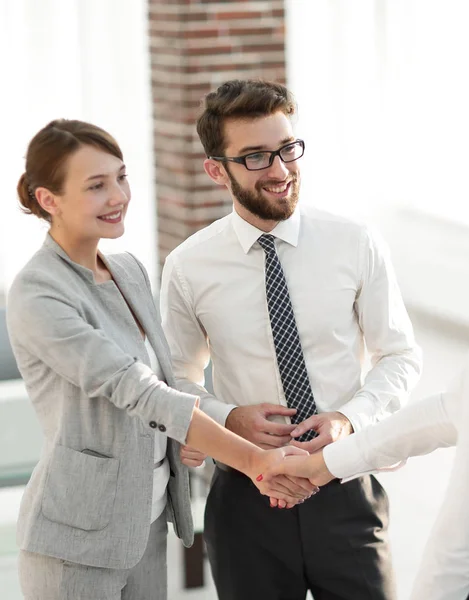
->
xmin=98 ymin=210 xmax=122 ymax=222
xmin=262 ymin=181 xmax=291 ymax=194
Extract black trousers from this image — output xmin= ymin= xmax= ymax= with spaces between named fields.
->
xmin=204 ymin=467 xmax=396 ymax=600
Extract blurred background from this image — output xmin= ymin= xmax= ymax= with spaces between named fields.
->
xmin=1 ymin=1 xmax=468 ymax=598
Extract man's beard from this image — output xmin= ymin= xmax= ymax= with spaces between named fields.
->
xmin=226 ymin=167 xmax=300 ymax=222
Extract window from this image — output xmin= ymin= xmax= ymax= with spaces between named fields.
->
xmin=0 ymin=0 xmax=157 ymax=300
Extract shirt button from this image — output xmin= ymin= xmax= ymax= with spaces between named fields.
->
xmin=149 ymin=421 xmax=157 ymax=429
xmin=158 ymin=425 xmax=166 ymax=433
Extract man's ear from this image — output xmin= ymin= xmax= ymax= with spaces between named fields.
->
xmin=35 ymin=187 xmax=61 ymax=218
xmin=203 ymin=159 xmax=230 ymax=186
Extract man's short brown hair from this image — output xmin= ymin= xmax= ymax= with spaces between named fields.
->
xmin=196 ymin=79 xmax=296 ymax=158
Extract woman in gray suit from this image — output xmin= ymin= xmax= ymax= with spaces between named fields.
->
xmin=8 ymin=119 xmax=313 ymax=600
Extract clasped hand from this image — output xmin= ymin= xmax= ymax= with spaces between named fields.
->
xmin=180 ymin=443 xmax=317 ymax=507
xmin=250 ymin=445 xmax=319 ymax=507
xmin=225 ymin=403 xmax=351 ymax=507
xmin=180 ymin=403 xmax=349 ymax=508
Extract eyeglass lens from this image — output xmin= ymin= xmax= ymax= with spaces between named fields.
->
xmin=245 ymin=141 xmax=303 ymax=170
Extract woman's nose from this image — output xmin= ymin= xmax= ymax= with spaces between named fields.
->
xmin=109 ymin=184 xmax=128 ymax=205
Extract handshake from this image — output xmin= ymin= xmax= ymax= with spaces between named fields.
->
xmin=181 ymin=442 xmax=335 ymax=507
xmin=252 ymin=444 xmax=335 ymax=508
xmin=181 ymin=403 xmax=352 ymax=508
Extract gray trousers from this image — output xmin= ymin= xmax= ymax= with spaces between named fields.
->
xmin=18 ymin=513 xmax=168 ymax=600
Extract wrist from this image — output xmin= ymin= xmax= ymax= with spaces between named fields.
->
xmin=313 ymin=451 xmax=335 ymax=486
xmin=344 ymin=415 xmax=354 ymax=435
xmin=242 ymin=446 xmax=264 ymax=479
xmin=225 ymin=406 xmax=239 ymax=432
xmin=335 ymin=411 xmax=354 ymax=435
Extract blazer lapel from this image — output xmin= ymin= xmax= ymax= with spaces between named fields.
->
xmin=105 ymin=256 xmax=176 ymax=387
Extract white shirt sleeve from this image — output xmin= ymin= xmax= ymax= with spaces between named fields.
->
xmin=338 ymin=228 xmax=422 ymax=432
xmin=324 ymin=363 xmax=469 ymax=600
xmin=324 ymin=390 xmax=457 ymax=480
xmin=410 ymin=366 xmax=469 ymax=600
xmin=160 ymin=254 xmax=237 ymax=427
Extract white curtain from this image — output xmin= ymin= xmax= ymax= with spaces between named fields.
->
xmin=286 ymin=0 xmax=469 ymax=325
xmin=286 ymin=4 xmax=466 ymax=598
xmin=0 ymin=0 xmax=156 ymax=295
xmin=287 ymin=0 xmax=384 ymax=221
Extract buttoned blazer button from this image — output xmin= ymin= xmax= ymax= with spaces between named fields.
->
xmin=149 ymin=421 xmax=157 ymax=428
xmin=158 ymin=425 xmax=166 ymax=433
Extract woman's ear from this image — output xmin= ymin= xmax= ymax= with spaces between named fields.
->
xmin=35 ymin=188 xmax=61 ymax=218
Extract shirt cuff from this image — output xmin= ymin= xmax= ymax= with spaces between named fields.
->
xmin=336 ymin=392 xmax=375 ymax=433
xmin=323 ymin=433 xmax=406 ymax=482
xmin=221 ymin=404 xmax=238 ymax=426
xmin=323 ymin=435 xmax=371 ymax=480
xmin=202 ymin=400 xmax=238 ymax=427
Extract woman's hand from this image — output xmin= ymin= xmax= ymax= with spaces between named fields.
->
xmin=180 ymin=445 xmax=207 ymax=468
xmin=247 ymin=446 xmax=319 ymax=506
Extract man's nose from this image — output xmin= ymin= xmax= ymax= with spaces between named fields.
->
xmin=266 ymin=154 xmax=289 ymax=179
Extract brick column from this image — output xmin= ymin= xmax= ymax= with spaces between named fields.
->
xmin=148 ymin=0 xmax=287 ymax=265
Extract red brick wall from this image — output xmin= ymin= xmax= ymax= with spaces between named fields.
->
xmin=148 ymin=0 xmax=287 ymax=265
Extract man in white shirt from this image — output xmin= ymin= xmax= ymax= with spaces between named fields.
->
xmin=160 ymin=79 xmax=422 ymax=600
xmin=269 ymin=361 xmax=469 ymax=600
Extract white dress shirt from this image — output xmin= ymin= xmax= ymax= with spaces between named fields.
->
xmin=324 ymin=361 xmax=469 ymax=600
xmin=161 ymin=206 xmax=421 ymax=432
xmin=144 ymin=337 xmax=170 ymax=523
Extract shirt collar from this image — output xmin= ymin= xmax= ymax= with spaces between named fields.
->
xmin=231 ymin=206 xmax=301 ymax=254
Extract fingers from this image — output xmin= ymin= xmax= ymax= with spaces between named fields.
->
xmin=268 ymin=491 xmax=306 ymax=504
xmin=271 ymin=498 xmax=288 ymax=509
xmin=255 ymin=433 xmax=294 ymax=448
xmin=180 ymin=445 xmax=207 ymax=468
xmin=258 ymin=442 xmax=291 ymax=450
xmin=180 ymin=445 xmax=207 ymax=459
xmin=262 ymin=421 xmax=298 ymax=437
xmin=283 ymin=475 xmax=317 ymax=495
xmin=261 ymin=404 xmax=297 ymax=418
xmin=290 ymin=415 xmax=318 ymax=438
xmin=266 ymin=479 xmax=306 ymax=499
xmin=260 ymin=473 xmax=315 ymax=502
xmin=181 ymin=457 xmax=206 ymax=468
xmin=290 ymin=437 xmax=327 ymax=454
xmin=270 ymin=497 xmax=315 ymax=509
xmin=273 ymin=475 xmax=308 ymax=497
xmin=269 ymin=489 xmax=320 ymax=509
xmin=282 ymin=445 xmax=310 ymax=457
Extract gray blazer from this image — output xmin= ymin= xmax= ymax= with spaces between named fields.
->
xmin=6 ymin=235 xmax=197 ymax=569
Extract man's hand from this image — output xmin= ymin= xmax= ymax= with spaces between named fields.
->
xmin=290 ymin=411 xmax=353 ymax=454
xmin=226 ymin=403 xmax=298 ymax=449
xmin=179 ymin=445 xmax=207 ymax=468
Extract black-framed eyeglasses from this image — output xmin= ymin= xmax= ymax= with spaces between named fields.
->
xmin=208 ymin=139 xmax=305 ymax=171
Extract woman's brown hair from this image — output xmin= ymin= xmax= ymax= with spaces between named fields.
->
xmin=17 ymin=119 xmax=123 ymax=222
